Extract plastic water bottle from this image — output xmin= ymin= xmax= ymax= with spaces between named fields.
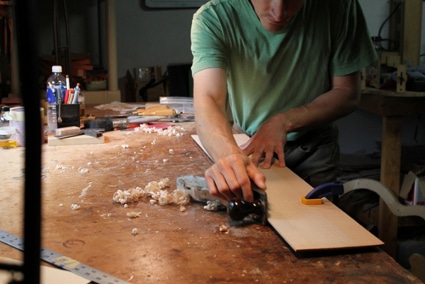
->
xmin=46 ymin=65 xmax=66 ymax=132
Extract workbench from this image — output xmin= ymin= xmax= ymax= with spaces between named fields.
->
xmin=0 ymin=107 xmax=421 ymax=283
xmin=359 ymin=88 xmax=425 ymax=258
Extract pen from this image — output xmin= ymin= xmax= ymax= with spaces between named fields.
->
xmin=64 ymin=88 xmax=70 ymax=104
xmin=72 ymin=83 xmax=80 ymax=104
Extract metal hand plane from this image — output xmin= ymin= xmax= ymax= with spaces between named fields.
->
xmin=177 ymin=175 xmax=267 ymax=225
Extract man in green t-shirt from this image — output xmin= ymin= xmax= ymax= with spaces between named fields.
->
xmin=190 ymin=0 xmax=377 ymax=202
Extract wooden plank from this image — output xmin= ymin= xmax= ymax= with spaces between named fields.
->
xmin=47 ymin=134 xmax=104 ymax=146
xmin=360 ymin=89 xmax=425 ymax=116
xmin=192 ymin=134 xmax=383 ymax=251
xmin=379 ymin=116 xmax=402 ymax=257
xmin=402 ymin=0 xmax=422 ymax=66
xmin=261 ymin=165 xmax=383 ymax=251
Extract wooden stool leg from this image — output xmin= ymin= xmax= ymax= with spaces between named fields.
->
xmin=379 ymin=116 xmax=402 ymax=258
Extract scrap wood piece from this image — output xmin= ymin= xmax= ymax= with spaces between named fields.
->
xmin=48 ymin=134 xmax=104 ymax=146
xmin=132 ymin=105 xmax=176 ymax=116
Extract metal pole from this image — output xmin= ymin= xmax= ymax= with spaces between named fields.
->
xmin=14 ymin=0 xmax=42 ymax=283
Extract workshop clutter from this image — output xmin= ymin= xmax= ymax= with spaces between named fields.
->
xmin=0 ymin=106 xmax=44 ymax=147
xmin=160 ymin=96 xmax=194 ymax=114
xmin=126 ymin=63 xmax=193 ymax=102
xmin=45 ymin=65 xmax=82 ymax=133
xmin=133 ymin=66 xmax=165 ymax=102
xmin=39 ymin=53 xmax=107 ymax=92
xmin=401 ymin=170 xmax=425 ymax=206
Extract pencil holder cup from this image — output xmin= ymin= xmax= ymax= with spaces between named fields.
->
xmin=57 ymin=104 xmax=80 ymax=128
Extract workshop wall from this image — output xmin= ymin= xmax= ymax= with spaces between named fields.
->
xmin=336 ymin=0 xmax=425 ymax=154
xmin=36 ymin=0 xmax=425 ymax=154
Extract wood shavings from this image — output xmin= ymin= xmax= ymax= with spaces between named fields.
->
xmin=55 ymin=164 xmax=73 ymax=171
xmin=70 ymin=203 xmax=80 ymax=210
xmin=100 ymin=213 xmax=112 ymax=218
xmin=126 ymin=211 xmax=142 ymax=218
xmin=79 ymin=182 xmax=92 ymax=198
xmin=219 ymin=224 xmax=229 ymax=233
xmin=139 ymin=124 xmax=185 ymax=136
xmin=78 ymin=167 xmax=89 ymax=174
xmin=112 ymin=178 xmax=190 ymax=207
xmin=203 ymin=200 xmax=222 ymax=211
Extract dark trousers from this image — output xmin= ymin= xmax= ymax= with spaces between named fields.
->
xmin=285 ymin=125 xmax=340 ymax=187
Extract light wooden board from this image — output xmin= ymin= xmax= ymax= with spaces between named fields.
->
xmin=191 ymin=134 xmax=383 ymax=251
xmin=260 ymin=165 xmax=383 ymax=251
xmin=48 ymin=134 xmax=104 ymax=146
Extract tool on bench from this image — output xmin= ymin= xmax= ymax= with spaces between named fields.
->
xmin=54 ymin=126 xmax=104 ymax=139
xmin=301 ymin=179 xmax=425 ymax=221
xmin=83 ymin=117 xmax=114 ymax=131
xmin=227 ymin=189 xmax=267 ymax=225
xmin=177 ymin=175 xmax=268 ymax=225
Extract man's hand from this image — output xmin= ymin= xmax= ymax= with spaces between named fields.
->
xmin=240 ymin=114 xmax=287 ymax=169
xmin=205 ymin=153 xmax=266 ymax=202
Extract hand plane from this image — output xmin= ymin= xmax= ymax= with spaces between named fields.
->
xmin=176 ymin=175 xmax=267 ymax=225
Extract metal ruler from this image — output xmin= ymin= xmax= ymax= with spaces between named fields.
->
xmin=0 ymin=229 xmax=130 ymax=284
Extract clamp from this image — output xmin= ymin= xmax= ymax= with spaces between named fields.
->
xmin=302 ymin=179 xmax=425 ymax=221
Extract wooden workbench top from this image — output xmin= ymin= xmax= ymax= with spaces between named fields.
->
xmin=0 ymin=120 xmax=421 ymax=283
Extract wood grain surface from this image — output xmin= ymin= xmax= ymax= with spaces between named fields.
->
xmin=0 ymin=111 xmax=421 ymax=283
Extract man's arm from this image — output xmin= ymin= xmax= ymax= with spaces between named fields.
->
xmin=193 ymin=68 xmax=266 ymax=202
xmin=242 ymin=72 xmax=361 ymax=168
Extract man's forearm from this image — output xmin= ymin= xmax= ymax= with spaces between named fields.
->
xmin=278 ymin=73 xmax=360 ymax=134
xmin=195 ymin=96 xmax=242 ymax=162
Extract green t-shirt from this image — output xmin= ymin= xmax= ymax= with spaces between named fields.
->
xmin=191 ymin=0 xmax=377 ymax=140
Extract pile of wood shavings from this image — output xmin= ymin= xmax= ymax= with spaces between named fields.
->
xmin=137 ymin=124 xmax=185 ymax=136
xmin=112 ymin=178 xmax=190 ymax=207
